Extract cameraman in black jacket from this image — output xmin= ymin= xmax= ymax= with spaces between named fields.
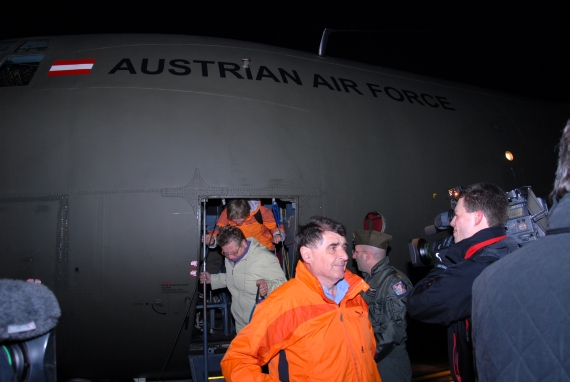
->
xmin=407 ymin=183 xmax=519 ymax=382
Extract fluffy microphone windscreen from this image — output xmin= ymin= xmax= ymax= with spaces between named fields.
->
xmin=0 ymin=279 xmax=61 ymax=342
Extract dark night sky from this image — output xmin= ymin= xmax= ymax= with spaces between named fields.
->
xmin=1 ymin=1 xmax=569 ymax=102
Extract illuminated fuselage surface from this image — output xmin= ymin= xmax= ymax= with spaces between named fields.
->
xmin=0 ymin=34 xmax=566 ymax=378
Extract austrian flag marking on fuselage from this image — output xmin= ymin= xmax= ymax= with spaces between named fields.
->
xmin=47 ymin=59 xmax=96 ymax=76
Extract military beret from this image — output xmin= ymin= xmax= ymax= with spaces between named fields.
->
xmin=353 ymin=230 xmax=392 ymax=250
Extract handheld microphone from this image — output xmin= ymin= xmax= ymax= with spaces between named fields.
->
xmin=0 ymin=279 xmax=61 ymax=382
xmin=0 ymin=279 xmax=61 ymax=342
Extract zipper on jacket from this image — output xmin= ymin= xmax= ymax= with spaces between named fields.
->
xmin=453 ymin=333 xmax=462 ymax=382
xmin=338 ymin=309 xmax=362 ymax=381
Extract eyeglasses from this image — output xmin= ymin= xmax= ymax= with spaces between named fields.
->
xmin=222 ymin=242 xmax=243 ymax=257
xmin=222 ymin=249 xmax=240 ymax=257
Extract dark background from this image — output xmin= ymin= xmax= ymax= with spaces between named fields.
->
xmin=1 ymin=1 xmax=569 ymax=102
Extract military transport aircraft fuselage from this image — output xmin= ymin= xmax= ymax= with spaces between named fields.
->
xmin=0 ymin=34 xmax=566 ymax=379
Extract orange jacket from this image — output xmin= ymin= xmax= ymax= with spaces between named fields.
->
xmin=221 ymin=261 xmax=381 ymax=382
xmin=214 ymin=201 xmax=282 ymax=250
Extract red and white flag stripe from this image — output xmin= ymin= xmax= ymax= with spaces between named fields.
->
xmin=47 ymin=59 xmax=96 ymax=76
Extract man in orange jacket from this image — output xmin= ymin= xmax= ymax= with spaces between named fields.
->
xmin=205 ymin=199 xmax=284 ymax=251
xmin=221 ymin=216 xmax=381 ymax=382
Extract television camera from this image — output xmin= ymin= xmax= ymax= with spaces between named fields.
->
xmin=409 ymin=186 xmax=549 ymax=267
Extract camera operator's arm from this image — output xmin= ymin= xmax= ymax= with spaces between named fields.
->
xmin=407 ymin=258 xmax=481 ymax=326
xmin=436 ymin=244 xmax=465 ymax=268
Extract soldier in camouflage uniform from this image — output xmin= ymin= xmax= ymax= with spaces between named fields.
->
xmin=353 ymin=230 xmax=413 ymax=382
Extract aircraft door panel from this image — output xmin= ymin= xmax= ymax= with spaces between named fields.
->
xmin=0 ymin=198 xmax=63 ymax=289
xmin=58 ymin=194 xmax=197 ymax=377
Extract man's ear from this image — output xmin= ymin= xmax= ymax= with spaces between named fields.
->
xmin=300 ymin=246 xmax=312 ymax=263
xmin=474 ymin=210 xmax=484 ymax=226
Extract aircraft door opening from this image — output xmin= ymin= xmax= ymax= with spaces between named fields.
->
xmin=188 ymin=197 xmax=297 ymax=377
xmin=200 ymin=197 xmax=297 ymax=280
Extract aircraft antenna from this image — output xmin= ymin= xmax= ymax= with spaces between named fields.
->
xmin=318 ymin=28 xmax=334 ymax=56
xmin=318 ymin=28 xmax=383 ymax=57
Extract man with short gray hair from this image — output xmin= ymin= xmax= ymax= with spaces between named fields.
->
xmin=199 ymin=226 xmax=286 ymax=332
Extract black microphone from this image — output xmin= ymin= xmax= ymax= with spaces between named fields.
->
xmin=0 ymin=279 xmax=61 ymax=342
xmin=424 ymin=225 xmax=438 ymax=236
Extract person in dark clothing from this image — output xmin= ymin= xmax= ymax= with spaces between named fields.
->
xmin=353 ymin=229 xmax=413 ymax=381
xmin=407 ymin=182 xmax=519 ymax=382
xmin=472 ymin=122 xmax=570 ymax=381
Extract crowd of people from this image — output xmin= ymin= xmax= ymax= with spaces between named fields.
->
xmin=198 ymin=123 xmax=570 ymax=381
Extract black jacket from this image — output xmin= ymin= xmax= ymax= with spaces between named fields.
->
xmin=407 ymin=227 xmax=519 ymax=382
xmin=473 ymin=194 xmax=570 ymax=381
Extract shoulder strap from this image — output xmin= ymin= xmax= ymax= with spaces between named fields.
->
xmin=278 ymin=349 xmax=290 ymax=382
xmin=464 ymin=236 xmax=507 ymax=259
xmin=253 ymin=209 xmax=263 ymax=225
xmin=546 ymin=227 xmax=570 ymax=235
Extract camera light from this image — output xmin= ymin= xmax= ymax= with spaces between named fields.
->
xmin=505 ymin=151 xmax=514 ymax=161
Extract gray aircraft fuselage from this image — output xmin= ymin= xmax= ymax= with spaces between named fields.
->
xmin=0 ymin=34 xmax=566 ymax=378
